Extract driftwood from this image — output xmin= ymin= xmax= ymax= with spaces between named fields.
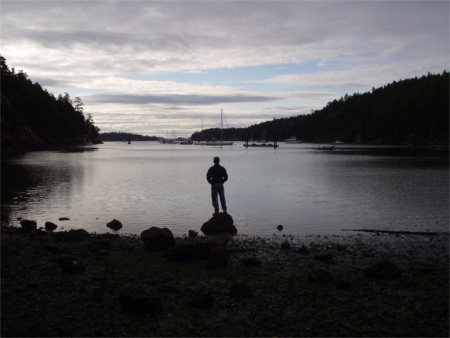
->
xmin=343 ymin=229 xmax=438 ymax=236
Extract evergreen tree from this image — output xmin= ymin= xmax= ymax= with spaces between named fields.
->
xmin=1 ymin=55 xmax=100 ymax=149
xmin=191 ymin=72 xmax=449 ymax=145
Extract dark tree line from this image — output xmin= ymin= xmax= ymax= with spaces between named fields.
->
xmin=2 ymin=53 xmax=447 ymax=149
xmin=192 ymin=71 xmax=449 ymax=145
xmin=1 ymin=56 xmax=100 ymax=150
xmin=99 ymin=132 xmax=159 ymax=141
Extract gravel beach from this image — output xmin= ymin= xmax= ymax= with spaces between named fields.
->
xmin=1 ymin=224 xmax=448 ymax=337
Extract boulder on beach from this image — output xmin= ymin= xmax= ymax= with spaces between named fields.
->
xmin=106 ymin=219 xmax=123 ymax=231
xmin=20 ymin=219 xmax=37 ymax=230
xmin=188 ymin=230 xmax=198 ymax=238
xmin=201 ymin=213 xmax=237 ymax=235
xmin=45 ymin=221 xmax=58 ymax=232
xmin=141 ymin=226 xmax=176 ymax=251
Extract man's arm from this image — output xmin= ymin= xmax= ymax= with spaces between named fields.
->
xmin=222 ymin=167 xmax=228 ymax=183
xmin=206 ymin=168 xmax=213 ymax=184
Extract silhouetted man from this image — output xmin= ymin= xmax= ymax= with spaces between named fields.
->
xmin=206 ymin=157 xmax=228 ymax=216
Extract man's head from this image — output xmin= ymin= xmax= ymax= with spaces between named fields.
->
xmin=213 ymin=156 xmax=220 ymax=164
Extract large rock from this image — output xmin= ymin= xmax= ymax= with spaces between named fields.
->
xmin=188 ymin=230 xmax=198 ymax=238
xmin=106 ymin=219 xmax=123 ymax=231
xmin=201 ymin=213 xmax=237 ymax=235
xmin=20 ymin=219 xmax=37 ymax=230
xmin=45 ymin=221 xmax=58 ymax=232
xmin=141 ymin=227 xmax=176 ymax=251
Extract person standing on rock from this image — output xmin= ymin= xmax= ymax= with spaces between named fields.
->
xmin=206 ymin=156 xmax=228 ymax=216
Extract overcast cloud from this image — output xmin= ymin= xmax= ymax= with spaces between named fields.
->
xmin=1 ymin=0 xmax=448 ymax=137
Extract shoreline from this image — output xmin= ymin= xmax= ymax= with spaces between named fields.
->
xmin=2 ymin=141 xmax=449 ymax=154
xmin=2 ymin=224 xmax=448 ymax=337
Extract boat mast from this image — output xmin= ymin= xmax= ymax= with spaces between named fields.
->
xmin=221 ymin=109 xmax=223 ymax=143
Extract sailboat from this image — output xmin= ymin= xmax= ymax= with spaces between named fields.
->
xmin=199 ymin=109 xmax=234 ymax=146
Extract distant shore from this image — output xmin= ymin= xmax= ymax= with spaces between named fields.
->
xmin=2 ymin=140 xmax=449 ymax=153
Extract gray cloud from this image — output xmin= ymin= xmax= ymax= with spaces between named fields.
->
xmin=1 ymin=0 xmax=448 ymax=137
xmin=85 ymin=93 xmax=278 ymax=105
xmin=30 ymin=77 xmax=69 ymax=88
xmin=3 ymin=1 xmax=447 ymax=73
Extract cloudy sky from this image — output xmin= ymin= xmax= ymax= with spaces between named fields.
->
xmin=1 ymin=1 xmax=448 ymax=137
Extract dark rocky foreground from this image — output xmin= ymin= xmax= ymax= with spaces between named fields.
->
xmin=1 ymin=225 xmax=448 ymax=337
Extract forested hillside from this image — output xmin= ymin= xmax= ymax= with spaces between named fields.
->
xmin=1 ymin=56 xmax=100 ymax=151
xmin=192 ymin=72 xmax=449 ymax=145
xmin=2 ymin=54 xmax=447 ymax=149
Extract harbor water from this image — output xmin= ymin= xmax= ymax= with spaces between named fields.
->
xmin=1 ymin=142 xmax=448 ymax=237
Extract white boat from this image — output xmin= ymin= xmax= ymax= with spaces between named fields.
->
xmin=285 ymin=137 xmax=303 ymax=144
xmin=198 ymin=109 xmax=234 ymax=146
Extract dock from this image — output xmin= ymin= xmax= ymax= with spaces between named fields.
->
xmin=243 ymin=139 xmax=279 ymax=148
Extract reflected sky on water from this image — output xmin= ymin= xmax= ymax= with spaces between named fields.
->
xmin=2 ymin=142 xmax=448 ymax=236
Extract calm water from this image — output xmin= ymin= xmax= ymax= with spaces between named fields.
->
xmin=1 ymin=142 xmax=448 ymax=237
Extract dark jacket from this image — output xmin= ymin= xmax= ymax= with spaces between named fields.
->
xmin=206 ymin=164 xmax=228 ymax=185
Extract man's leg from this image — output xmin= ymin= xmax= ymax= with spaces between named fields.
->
xmin=211 ymin=184 xmax=219 ymax=215
xmin=217 ymin=184 xmax=227 ymax=213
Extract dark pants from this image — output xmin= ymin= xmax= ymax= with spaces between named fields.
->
xmin=211 ymin=183 xmax=227 ymax=214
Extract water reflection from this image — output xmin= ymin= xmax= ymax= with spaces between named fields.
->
xmin=1 ymin=143 xmax=448 ymax=236
xmin=2 ymin=151 xmax=86 ymax=224
xmin=317 ymin=154 xmax=448 ymax=232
